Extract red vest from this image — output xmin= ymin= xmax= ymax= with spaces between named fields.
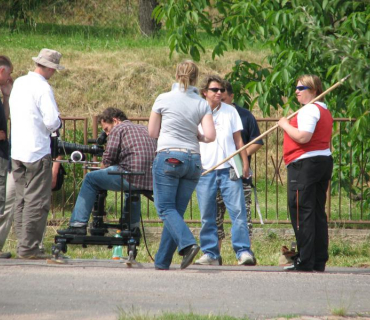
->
xmin=283 ymin=103 xmax=333 ymax=165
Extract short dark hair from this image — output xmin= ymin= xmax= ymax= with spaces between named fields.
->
xmin=0 ymin=56 xmax=12 ymax=69
xmin=224 ymin=80 xmax=233 ymax=95
xmin=97 ymin=107 xmax=127 ymax=123
xmin=199 ymin=74 xmax=224 ymax=98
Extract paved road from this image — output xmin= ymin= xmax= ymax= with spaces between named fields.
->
xmin=0 ymin=259 xmax=369 ymax=320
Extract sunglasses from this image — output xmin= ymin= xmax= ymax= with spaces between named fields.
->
xmin=208 ymin=87 xmax=226 ymax=93
xmin=296 ymin=85 xmax=311 ymax=91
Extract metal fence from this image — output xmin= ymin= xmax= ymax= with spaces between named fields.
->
xmin=51 ymin=116 xmax=369 ymax=225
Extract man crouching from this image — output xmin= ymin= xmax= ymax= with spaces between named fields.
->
xmin=58 ymin=107 xmax=157 ymax=235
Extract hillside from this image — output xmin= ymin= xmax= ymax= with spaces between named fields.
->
xmin=2 ymin=41 xmax=267 ymax=120
xmin=0 ymin=1 xmax=270 ymax=120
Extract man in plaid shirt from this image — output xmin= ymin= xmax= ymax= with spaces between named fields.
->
xmin=58 ymin=107 xmax=157 ymax=236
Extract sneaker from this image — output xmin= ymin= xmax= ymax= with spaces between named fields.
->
xmin=194 ymin=254 xmax=220 ymax=265
xmin=57 ymin=226 xmax=87 ymax=236
xmin=18 ymin=253 xmax=53 ymax=260
xmin=238 ymin=251 xmax=257 ymax=266
xmin=0 ymin=251 xmax=11 ymax=259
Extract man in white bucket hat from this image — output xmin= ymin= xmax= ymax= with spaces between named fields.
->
xmin=32 ymin=48 xmax=65 ymax=71
xmin=9 ymin=48 xmax=63 ymax=259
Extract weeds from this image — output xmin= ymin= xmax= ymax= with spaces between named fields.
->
xmin=117 ymin=309 xmax=249 ymax=320
xmin=331 ymin=307 xmax=348 ymax=317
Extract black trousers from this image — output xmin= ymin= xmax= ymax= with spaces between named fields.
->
xmin=287 ymin=156 xmax=333 ymax=270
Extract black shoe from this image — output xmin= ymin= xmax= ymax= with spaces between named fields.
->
xmin=57 ymin=226 xmax=87 ymax=236
xmin=283 ymin=257 xmax=313 ymax=272
xmin=283 ymin=264 xmax=296 ymax=271
xmin=313 ymin=264 xmax=325 ymax=272
xmin=180 ymin=244 xmax=200 ymax=270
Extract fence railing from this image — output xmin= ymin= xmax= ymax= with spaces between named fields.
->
xmin=51 ymin=116 xmax=369 ymax=225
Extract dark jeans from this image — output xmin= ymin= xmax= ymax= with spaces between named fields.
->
xmin=287 ymin=156 xmax=333 ymax=270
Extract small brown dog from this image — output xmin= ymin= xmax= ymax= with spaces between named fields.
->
xmin=278 ymin=242 xmax=297 ymax=266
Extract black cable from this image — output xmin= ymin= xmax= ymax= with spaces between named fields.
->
xmin=140 ymin=211 xmax=155 ymax=262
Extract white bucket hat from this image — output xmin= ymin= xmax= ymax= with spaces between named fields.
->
xmin=32 ymin=48 xmax=65 ymax=70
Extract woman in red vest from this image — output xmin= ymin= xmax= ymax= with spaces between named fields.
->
xmin=278 ymin=74 xmax=333 ymax=272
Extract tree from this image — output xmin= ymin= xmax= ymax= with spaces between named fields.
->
xmin=2 ymin=0 xmax=48 ymax=31
xmin=154 ymin=0 xmax=370 ymax=211
xmin=139 ymin=0 xmax=160 ymax=36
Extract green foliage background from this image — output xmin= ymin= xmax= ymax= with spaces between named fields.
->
xmin=154 ymin=0 xmax=370 ymax=210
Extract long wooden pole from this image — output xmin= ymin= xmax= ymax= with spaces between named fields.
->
xmin=202 ymin=74 xmax=351 ymax=176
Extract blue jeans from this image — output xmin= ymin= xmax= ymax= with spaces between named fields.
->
xmin=196 ymin=168 xmax=251 ymax=260
xmin=153 ymin=150 xmax=201 ymax=269
xmin=70 ymin=166 xmax=141 ymax=228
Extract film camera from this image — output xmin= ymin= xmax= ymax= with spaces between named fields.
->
xmin=51 ymin=130 xmax=107 ymax=161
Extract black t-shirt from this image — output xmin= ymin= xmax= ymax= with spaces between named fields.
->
xmin=0 ymin=97 xmax=9 ymax=160
xmin=235 ymin=104 xmax=263 ymax=183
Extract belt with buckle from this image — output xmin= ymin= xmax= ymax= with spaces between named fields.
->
xmin=158 ymin=148 xmax=198 ymax=154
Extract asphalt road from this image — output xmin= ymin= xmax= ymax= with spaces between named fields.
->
xmin=0 ymin=259 xmax=369 ymax=320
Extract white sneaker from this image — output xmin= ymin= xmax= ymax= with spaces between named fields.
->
xmin=238 ymin=251 xmax=257 ymax=266
xmin=194 ymin=254 xmax=220 ymax=265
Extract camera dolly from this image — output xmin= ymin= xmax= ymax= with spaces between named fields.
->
xmin=51 ymin=171 xmax=153 ymax=266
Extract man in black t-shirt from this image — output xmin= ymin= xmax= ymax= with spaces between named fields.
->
xmin=0 ymin=55 xmax=13 ymax=259
xmin=216 ymin=81 xmax=264 ymax=259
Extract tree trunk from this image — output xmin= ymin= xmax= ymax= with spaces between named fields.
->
xmin=139 ymin=0 xmax=160 ymax=36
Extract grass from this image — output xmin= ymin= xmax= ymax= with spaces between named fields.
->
xmin=331 ymin=308 xmax=348 ymax=317
xmin=117 ymin=310 xmax=249 ymax=320
xmin=3 ymin=221 xmax=370 ymax=267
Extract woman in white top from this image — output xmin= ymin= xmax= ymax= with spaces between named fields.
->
xmin=278 ymin=74 xmax=333 ymax=272
xmin=148 ymin=60 xmax=215 ymax=270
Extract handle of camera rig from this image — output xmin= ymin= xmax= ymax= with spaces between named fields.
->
xmin=108 ymin=171 xmax=145 ymax=233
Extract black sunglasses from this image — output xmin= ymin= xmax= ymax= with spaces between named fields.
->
xmin=296 ymin=85 xmax=311 ymax=91
xmin=208 ymin=87 xmax=226 ymax=93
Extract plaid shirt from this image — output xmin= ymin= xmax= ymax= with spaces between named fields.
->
xmin=102 ymin=120 xmax=157 ymax=190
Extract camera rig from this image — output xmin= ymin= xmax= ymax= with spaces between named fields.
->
xmin=52 ymin=169 xmax=153 ymax=266
xmin=50 ymin=131 xmax=154 ymax=265
xmin=51 ymin=130 xmax=107 ymax=161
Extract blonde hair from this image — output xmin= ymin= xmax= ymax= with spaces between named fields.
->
xmin=297 ymin=74 xmax=323 ymax=98
xmin=176 ymin=60 xmax=199 ymax=91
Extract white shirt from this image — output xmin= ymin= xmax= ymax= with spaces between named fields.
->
xmin=10 ymin=71 xmax=61 ymax=162
xmin=198 ymin=102 xmax=243 ymax=170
